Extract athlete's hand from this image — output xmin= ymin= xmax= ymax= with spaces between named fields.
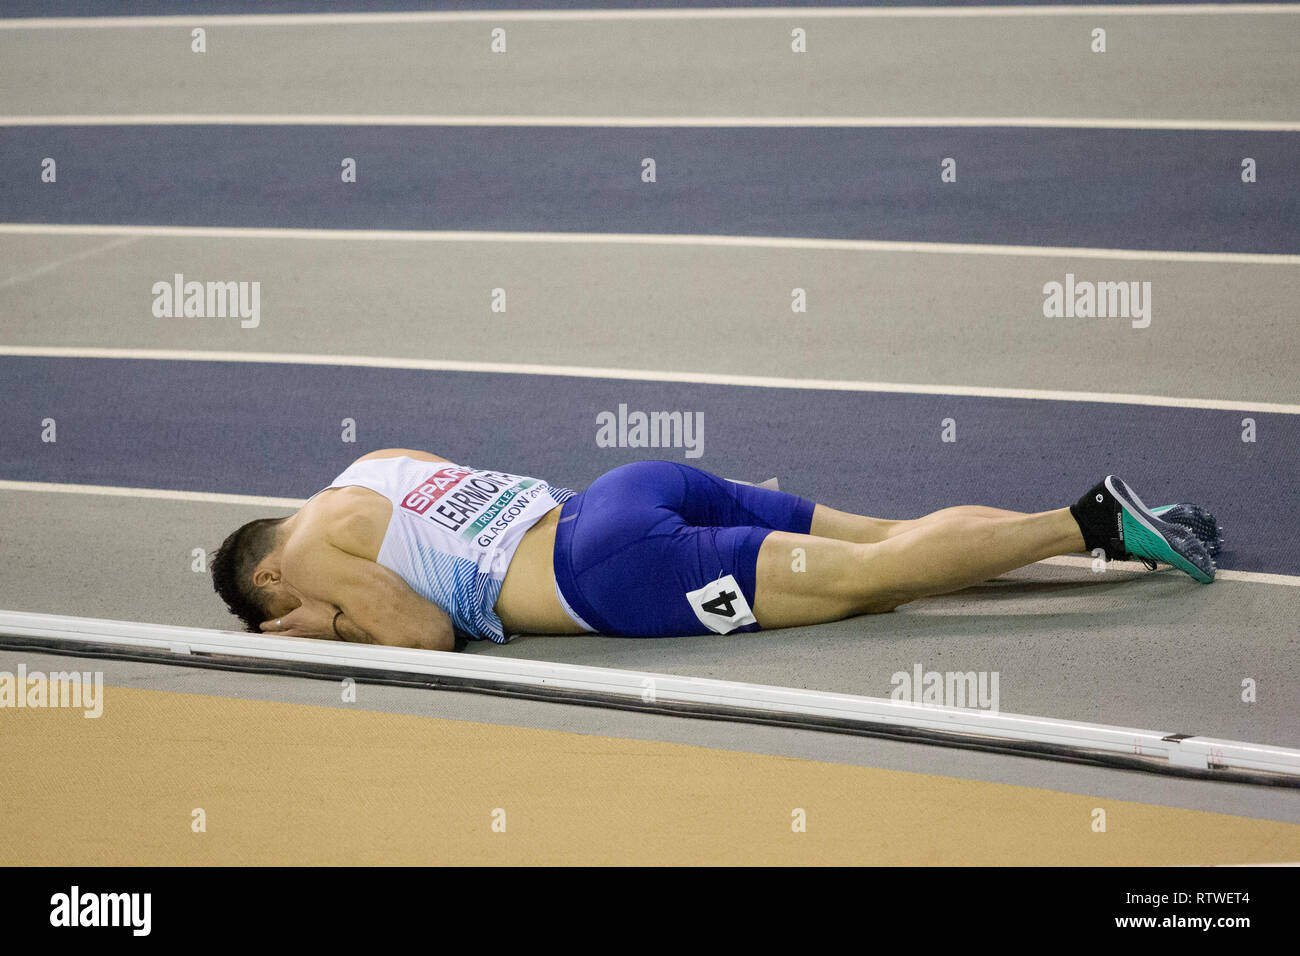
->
xmin=260 ymin=599 xmax=341 ymax=640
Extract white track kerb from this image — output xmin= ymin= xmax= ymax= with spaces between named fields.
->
xmin=2 ymin=609 xmax=1297 ymax=784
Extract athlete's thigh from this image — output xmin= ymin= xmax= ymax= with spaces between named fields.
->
xmin=751 ymin=531 xmax=907 ymax=628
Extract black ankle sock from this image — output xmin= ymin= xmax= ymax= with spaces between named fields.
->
xmin=1070 ymin=481 xmax=1119 ymax=553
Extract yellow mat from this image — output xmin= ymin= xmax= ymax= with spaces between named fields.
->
xmin=2 ymin=681 xmax=1297 ymax=865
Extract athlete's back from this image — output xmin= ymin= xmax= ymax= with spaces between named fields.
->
xmin=315 ymin=454 xmax=575 ymax=642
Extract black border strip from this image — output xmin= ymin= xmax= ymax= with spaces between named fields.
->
xmin=3 ymin=632 xmax=1296 ymax=789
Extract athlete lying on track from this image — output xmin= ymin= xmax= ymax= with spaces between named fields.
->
xmin=211 ymin=448 xmax=1221 ymax=651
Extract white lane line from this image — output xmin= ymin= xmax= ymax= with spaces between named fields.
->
xmin=3 ymin=482 xmax=1295 ymax=586
xmin=0 ymin=479 xmax=305 ymax=510
xmin=2 ymin=223 xmax=1296 ymax=265
xmin=0 ymin=235 xmax=137 ymax=292
xmin=2 ymin=115 xmax=1297 ymax=131
xmin=2 ymin=5 xmax=1296 ymax=27
xmin=1038 ymin=555 xmax=1300 ymax=588
xmin=3 ymin=346 xmax=1298 ymax=415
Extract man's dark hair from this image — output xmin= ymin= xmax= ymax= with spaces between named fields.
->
xmin=211 ymin=517 xmax=287 ymax=632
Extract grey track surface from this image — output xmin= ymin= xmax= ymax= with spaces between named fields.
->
xmin=2 ymin=15 xmax=1298 ymax=121
xmin=5 ymin=648 xmax=1298 ymax=827
xmin=1 ymin=235 xmax=1297 ymax=403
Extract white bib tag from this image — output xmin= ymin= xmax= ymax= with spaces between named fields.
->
xmin=685 ymin=574 xmax=756 ymax=634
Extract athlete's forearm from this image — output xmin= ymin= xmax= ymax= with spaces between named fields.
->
xmin=340 ymin=591 xmax=457 ymax=651
xmin=333 ymin=613 xmax=375 ymax=644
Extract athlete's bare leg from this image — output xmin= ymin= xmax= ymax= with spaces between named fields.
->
xmin=752 ymin=506 xmax=1085 ymax=628
xmin=809 ymin=503 xmax=1033 ymax=544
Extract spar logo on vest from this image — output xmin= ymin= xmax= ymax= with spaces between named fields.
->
xmin=399 ymin=465 xmax=549 ymax=547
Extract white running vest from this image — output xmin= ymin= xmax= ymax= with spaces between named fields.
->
xmin=319 ymin=456 xmax=575 ymax=643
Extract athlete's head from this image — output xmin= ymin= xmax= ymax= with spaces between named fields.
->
xmin=211 ymin=516 xmax=291 ymax=632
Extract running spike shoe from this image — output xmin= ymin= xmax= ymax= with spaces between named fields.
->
xmin=1072 ymin=476 xmax=1216 ymax=583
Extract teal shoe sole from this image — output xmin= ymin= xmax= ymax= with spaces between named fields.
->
xmin=1107 ymin=478 xmax=1216 ymax=584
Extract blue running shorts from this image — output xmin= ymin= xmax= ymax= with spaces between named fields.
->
xmin=551 ymin=460 xmax=816 ymax=637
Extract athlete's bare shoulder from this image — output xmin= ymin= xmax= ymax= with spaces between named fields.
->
xmin=289 ymin=486 xmax=392 ymax=564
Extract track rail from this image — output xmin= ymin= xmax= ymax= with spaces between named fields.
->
xmin=2 ymin=609 xmax=1297 ymax=788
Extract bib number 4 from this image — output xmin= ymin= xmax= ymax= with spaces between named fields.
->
xmin=685 ymin=574 xmax=757 ymax=635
